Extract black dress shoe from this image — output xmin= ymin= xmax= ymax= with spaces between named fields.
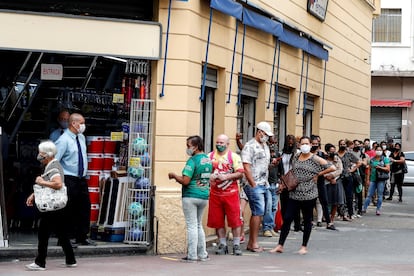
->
xmin=76 ymin=238 xmax=97 ymax=246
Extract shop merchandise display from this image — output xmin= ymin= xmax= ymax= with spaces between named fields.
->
xmin=124 ymin=99 xmax=154 ymax=245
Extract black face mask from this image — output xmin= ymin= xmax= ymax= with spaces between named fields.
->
xmin=354 ymin=146 xmax=360 ymax=152
xmin=339 ymin=146 xmax=346 ymax=151
xmin=287 ymin=145 xmax=294 ymax=153
xmin=311 ymin=145 xmax=319 ymax=152
xmin=329 ymin=152 xmax=336 ymax=159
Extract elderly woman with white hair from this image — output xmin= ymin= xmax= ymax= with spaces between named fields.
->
xmin=25 ymin=140 xmax=76 ymax=271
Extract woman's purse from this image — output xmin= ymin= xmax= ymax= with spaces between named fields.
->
xmin=33 ymin=169 xmax=68 ymax=212
xmin=278 ymin=170 xmax=299 ymax=193
xmin=376 ymin=169 xmax=389 ymax=181
xmin=372 ymin=156 xmax=389 ymax=181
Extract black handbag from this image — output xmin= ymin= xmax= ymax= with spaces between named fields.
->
xmin=402 ymin=161 xmax=408 ymax=174
xmin=376 ymin=168 xmax=389 ymax=181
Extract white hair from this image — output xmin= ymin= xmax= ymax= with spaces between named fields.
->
xmin=38 ymin=140 xmax=57 ymax=157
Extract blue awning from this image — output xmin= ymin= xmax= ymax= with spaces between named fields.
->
xmin=242 ymin=9 xmax=283 ymax=37
xmin=279 ymin=28 xmax=308 ymax=53
xmin=210 ymin=0 xmax=243 ymax=21
xmin=209 ymin=0 xmax=329 ymax=61
xmin=307 ymin=39 xmax=329 ymax=61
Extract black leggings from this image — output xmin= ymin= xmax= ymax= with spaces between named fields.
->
xmin=280 ymin=190 xmax=301 ymax=230
xmin=390 ymin=173 xmax=404 ymax=199
xmin=278 ymin=198 xmax=317 ymax=247
xmin=317 ymin=175 xmax=331 ymax=224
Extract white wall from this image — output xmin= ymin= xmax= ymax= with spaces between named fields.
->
xmin=371 ymin=0 xmax=414 ymax=71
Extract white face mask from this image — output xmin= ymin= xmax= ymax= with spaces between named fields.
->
xmin=300 ymin=144 xmax=311 ymax=154
xmin=78 ymin=123 xmax=86 ymax=134
xmin=376 ymin=150 xmax=383 ymax=156
xmin=186 ymin=147 xmax=195 ymax=156
xmin=260 ymin=135 xmax=269 ymax=144
xmin=382 ymin=145 xmax=387 ymax=150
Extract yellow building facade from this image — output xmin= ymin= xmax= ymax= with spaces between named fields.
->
xmin=0 ymin=1 xmax=377 ymax=253
xmin=154 ymin=0 xmax=377 ymax=253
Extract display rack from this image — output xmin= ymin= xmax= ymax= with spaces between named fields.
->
xmin=124 ymin=99 xmax=154 ymax=246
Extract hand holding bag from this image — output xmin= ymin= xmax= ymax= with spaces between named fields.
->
xmin=33 ymin=168 xmax=68 ymax=212
xmin=376 ymin=169 xmax=389 ymax=181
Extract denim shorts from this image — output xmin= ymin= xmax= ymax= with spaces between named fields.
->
xmin=243 ymin=184 xmax=270 ymax=216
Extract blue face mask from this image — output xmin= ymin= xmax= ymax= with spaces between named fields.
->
xmin=59 ymin=120 xmax=69 ymax=129
xmin=37 ymin=154 xmax=46 ymax=162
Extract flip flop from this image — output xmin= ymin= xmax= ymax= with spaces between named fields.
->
xmin=246 ymin=246 xmax=264 ymax=253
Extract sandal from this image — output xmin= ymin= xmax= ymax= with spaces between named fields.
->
xmin=246 ymin=246 xmax=264 ymax=253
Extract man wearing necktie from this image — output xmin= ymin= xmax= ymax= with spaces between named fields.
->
xmin=55 ymin=113 xmax=96 ymax=246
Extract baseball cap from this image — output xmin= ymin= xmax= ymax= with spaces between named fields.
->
xmin=256 ymin=121 xmax=274 ymax=136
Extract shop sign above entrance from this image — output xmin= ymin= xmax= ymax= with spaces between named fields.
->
xmin=0 ymin=11 xmax=162 ymax=60
xmin=41 ymin=64 xmax=63 ymax=80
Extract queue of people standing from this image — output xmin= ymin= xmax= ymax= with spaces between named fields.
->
xmin=168 ymin=123 xmax=407 ymax=260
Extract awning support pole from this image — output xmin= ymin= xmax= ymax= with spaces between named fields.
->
xmin=237 ymin=24 xmax=246 ymax=106
xmin=200 ymin=8 xmax=214 ymax=101
xmin=267 ymin=38 xmax=278 ymax=109
xmin=226 ymin=20 xmax=239 ymax=103
xmin=273 ymin=40 xmax=281 ymax=112
xmin=303 ymin=53 xmax=310 ymax=117
xmin=159 ymin=0 xmax=172 ymax=98
xmin=297 ymin=51 xmax=305 ymax=114
xmin=320 ymin=60 xmax=327 ymax=118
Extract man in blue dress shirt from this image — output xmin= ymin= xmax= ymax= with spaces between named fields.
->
xmin=49 ymin=109 xmax=70 ymax=142
xmin=55 ymin=113 xmax=95 ymax=246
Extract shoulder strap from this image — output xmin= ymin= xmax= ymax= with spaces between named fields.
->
xmin=227 ymin=150 xmax=233 ymax=165
xmin=209 ymin=150 xmax=233 ymax=165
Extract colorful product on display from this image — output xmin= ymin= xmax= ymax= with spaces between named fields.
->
xmin=132 ymin=137 xmax=147 ymax=154
xmin=134 ymin=177 xmax=150 ymax=189
xmin=139 ymin=152 xmax=150 ymax=167
xmin=128 ymin=201 xmax=143 ymax=217
xmin=131 ymin=215 xmax=147 ymax=229
xmin=128 ymin=166 xmax=144 ymax=179
xmin=128 ymin=228 xmax=143 ymax=240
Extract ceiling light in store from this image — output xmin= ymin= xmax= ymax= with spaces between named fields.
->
xmin=102 ymin=56 xmax=127 ymax=63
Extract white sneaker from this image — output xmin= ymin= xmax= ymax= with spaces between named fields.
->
xmin=66 ymin=263 xmax=77 ymax=268
xmin=26 ymin=262 xmax=46 ymax=271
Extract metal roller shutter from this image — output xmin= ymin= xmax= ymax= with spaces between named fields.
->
xmin=275 ymin=86 xmax=289 ymax=105
xmin=370 ymin=107 xmax=402 ymax=143
xmin=202 ymin=67 xmax=217 ymax=89
xmin=239 ymin=77 xmax=258 ymax=98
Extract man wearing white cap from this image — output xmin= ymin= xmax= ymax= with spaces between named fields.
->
xmin=241 ymin=121 xmax=273 ymax=252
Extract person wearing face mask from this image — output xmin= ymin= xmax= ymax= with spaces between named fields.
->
xmin=168 ymin=136 xmax=212 ymax=262
xmin=25 ymin=140 xmax=76 ymax=270
xmin=55 ymin=113 xmax=94 ymax=247
xmin=241 ymin=121 xmax=273 ymax=252
xmin=323 ymin=144 xmax=343 ymax=230
xmin=362 ymin=145 xmax=390 ymax=215
xmin=387 ymin=142 xmax=405 ymax=202
xmin=206 ymin=134 xmax=244 ymax=256
xmin=270 ymin=136 xmax=335 ymax=255
xmin=337 ymin=139 xmax=360 ymax=221
xmin=49 ymin=109 xmax=70 ymax=142
xmin=279 ymin=135 xmax=302 ymax=232
xmin=310 ymin=136 xmax=332 ymax=229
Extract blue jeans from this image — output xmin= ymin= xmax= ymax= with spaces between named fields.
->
xmin=243 ymin=184 xmax=271 ymax=216
xmin=263 ymin=183 xmax=279 ymax=231
xmin=363 ymin=181 xmax=385 ymax=211
xmin=182 ymin=197 xmax=208 ymax=260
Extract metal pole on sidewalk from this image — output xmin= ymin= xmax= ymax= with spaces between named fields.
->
xmin=0 ymin=126 xmax=9 ymax=247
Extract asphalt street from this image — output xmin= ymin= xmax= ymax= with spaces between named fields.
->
xmin=2 ymin=187 xmax=414 ymax=276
